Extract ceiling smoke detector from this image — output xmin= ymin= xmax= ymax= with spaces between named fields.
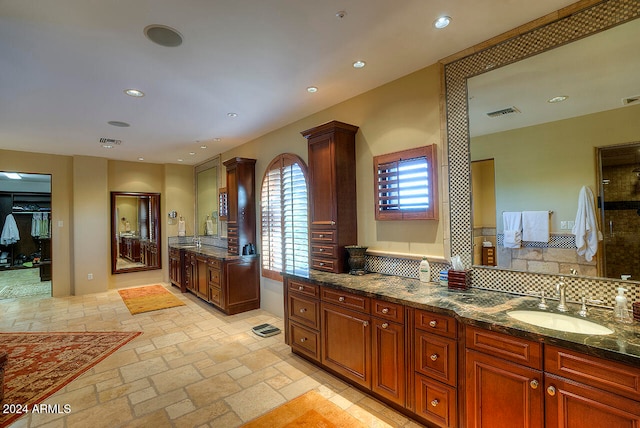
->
xmin=486 ymin=106 xmax=521 ymax=118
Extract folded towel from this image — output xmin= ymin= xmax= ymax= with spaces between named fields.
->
xmin=503 ymin=211 xmax=522 ymax=248
xmin=522 ymin=211 xmax=550 ymax=242
xmin=178 ymin=220 xmax=186 ymax=237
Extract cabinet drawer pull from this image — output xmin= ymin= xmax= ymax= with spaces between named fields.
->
xmin=338 ymin=296 xmax=345 ymax=302
xmin=299 ymin=308 xmax=307 ymax=313
xmin=298 ymin=286 xmax=304 ymax=291
xmin=319 ymin=262 xmax=325 ymax=266
xmin=319 ymin=234 xmax=324 ymax=238
xmin=431 ymin=399 xmax=439 ymax=407
xmin=363 ymin=321 xmax=369 ymax=327
xmin=530 ymin=379 xmax=539 ymax=389
xmin=381 ymin=307 xmax=389 ymax=314
xmin=319 ymin=248 xmax=324 ymax=252
xmin=547 ymin=386 xmax=556 ymax=396
xmin=381 ymin=322 xmax=389 ymax=329
xmin=429 ymin=320 xmax=437 ymax=328
xmin=300 ymin=337 xmax=307 ymax=343
xmin=430 ymin=353 xmax=439 ymax=361
xmin=331 ymin=221 xmax=336 ymax=225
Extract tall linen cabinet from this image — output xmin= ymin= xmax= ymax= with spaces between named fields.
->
xmin=301 ymin=121 xmax=359 ymax=274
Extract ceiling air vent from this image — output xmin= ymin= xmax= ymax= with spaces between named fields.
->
xmin=98 ymin=137 xmax=122 ymax=145
xmin=486 ymin=106 xmax=521 ymax=118
xmin=622 ymin=95 xmax=640 ymax=106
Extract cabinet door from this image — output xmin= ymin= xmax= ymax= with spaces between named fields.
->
xmin=196 ymin=258 xmax=208 ymax=300
xmin=308 ymin=136 xmax=336 ymax=228
xmin=465 ymin=349 xmax=544 ymax=428
xmin=372 ymin=318 xmax=405 ymax=406
xmin=321 ymin=302 xmax=371 ymax=388
xmin=545 ymin=374 xmax=640 ymax=428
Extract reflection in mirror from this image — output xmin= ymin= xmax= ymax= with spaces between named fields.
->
xmin=195 ymin=158 xmax=219 ymax=237
xmin=599 ymin=142 xmax=640 ymax=280
xmin=111 ymin=192 xmax=161 ymax=274
xmin=467 ymin=16 xmax=640 ymax=279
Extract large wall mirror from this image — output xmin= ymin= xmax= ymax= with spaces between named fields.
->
xmin=111 ymin=192 xmax=161 ymax=274
xmin=443 ymin=0 xmax=640 ymax=285
xmin=195 ymin=157 xmax=220 ymax=238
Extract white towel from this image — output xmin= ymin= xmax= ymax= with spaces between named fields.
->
xmin=522 ymin=211 xmax=550 ymax=242
xmin=503 ymin=211 xmax=522 ymax=248
xmin=571 ymin=186 xmax=602 ymax=262
xmin=1 ymin=214 xmax=20 ymax=245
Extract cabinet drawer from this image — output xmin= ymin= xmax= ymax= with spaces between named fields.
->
xmin=289 ymin=322 xmax=320 ymax=361
xmin=208 ymin=268 xmax=221 ymax=286
xmin=310 ymin=230 xmax=336 ymax=243
xmin=288 ymin=294 xmax=320 ymax=329
xmin=311 ymin=244 xmax=338 ymax=258
xmin=227 ymin=236 xmax=238 ymax=245
xmin=415 ymin=331 xmax=457 ymax=386
xmin=415 ymin=310 xmax=457 ymax=339
xmin=288 ymin=279 xmax=319 ymax=298
xmin=545 ymin=345 xmax=640 ymax=400
xmin=311 ymin=257 xmax=336 ymax=272
xmin=209 ymin=286 xmax=221 ymax=305
xmin=415 ymin=374 xmax=457 ymax=428
xmin=321 ymin=288 xmax=370 ymax=313
xmin=466 ymin=326 xmax=542 ymax=370
xmin=373 ymin=299 xmax=404 ymax=324
xmin=207 ymin=258 xmax=221 ymax=269
xmin=227 ymin=226 xmax=238 ymax=235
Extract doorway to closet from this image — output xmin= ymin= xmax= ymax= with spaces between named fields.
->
xmin=0 ymin=171 xmax=52 ymax=299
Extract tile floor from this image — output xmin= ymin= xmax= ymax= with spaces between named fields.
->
xmin=0 ymin=283 xmax=423 ymax=427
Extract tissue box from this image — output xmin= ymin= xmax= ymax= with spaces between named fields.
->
xmin=447 ymin=269 xmax=470 ymax=290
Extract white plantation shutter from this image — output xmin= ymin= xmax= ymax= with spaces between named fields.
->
xmin=261 ymin=154 xmax=309 ymax=279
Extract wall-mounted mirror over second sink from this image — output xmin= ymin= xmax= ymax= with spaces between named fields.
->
xmin=195 ymin=157 xmax=219 ymax=239
xmin=111 ymin=192 xmax=161 ymax=274
xmin=450 ymin=1 xmax=640 ymax=282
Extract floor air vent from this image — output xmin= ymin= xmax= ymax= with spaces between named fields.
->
xmin=486 ymin=106 xmax=521 ymax=117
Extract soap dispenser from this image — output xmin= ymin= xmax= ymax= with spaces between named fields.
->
xmin=613 ymin=287 xmax=633 ymax=324
xmin=419 ymin=257 xmax=431 ymax=283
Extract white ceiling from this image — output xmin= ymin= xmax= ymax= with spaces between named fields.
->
xmin=0 ymin=0 xmax=578 ymax=165
xmin=468 ymin=17 xmax=640 ymax=137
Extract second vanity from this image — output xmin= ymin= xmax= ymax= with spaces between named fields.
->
xmin=169 ymin=243 xmax=259 ymax=315
xmin=283 ymin=270 xmax=640 ymax=428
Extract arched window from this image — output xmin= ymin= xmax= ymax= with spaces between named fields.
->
xmin=260 ymin=154 xmax=309 ymax=280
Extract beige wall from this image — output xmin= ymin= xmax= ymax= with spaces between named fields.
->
xmin=472 ymin=103 xmax=640 ymax=233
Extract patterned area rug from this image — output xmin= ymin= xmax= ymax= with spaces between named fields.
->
xmin=0 ymin=331 xmax=141 ymax=427
xmin=118 ymin=284 xmax=185 ymax=315
xmin=241 ymin=390 xmax=366 ymax=427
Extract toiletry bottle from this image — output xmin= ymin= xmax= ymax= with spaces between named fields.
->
xmin=613 ymin=287 xmax=633 ymax=324
xmin=419 ymin=257 xmax=431 ymax=283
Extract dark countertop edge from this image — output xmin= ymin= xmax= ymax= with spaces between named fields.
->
xmin=283 ymin=271 xmax=640 ymax=367
xmin=168 ymin=244 xmax=258 ymax=261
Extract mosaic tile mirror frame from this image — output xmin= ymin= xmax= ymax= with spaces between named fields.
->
xmin=442 ymin=0 xmax=640 ymax=307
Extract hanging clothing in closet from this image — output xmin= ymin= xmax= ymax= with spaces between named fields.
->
xmin=1 ymin=213 xmax=20 ymax=245
xmin=31 ymin=212 xmax=51 ymax=238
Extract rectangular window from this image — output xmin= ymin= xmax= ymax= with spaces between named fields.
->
xmin=374 ymin=145 xmax=438 ymax=220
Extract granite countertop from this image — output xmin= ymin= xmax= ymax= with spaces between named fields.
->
xmin=169 ymin=243 xmax=257 ymax=261
xmin=284 ymin=270 xmax=640 ymax=366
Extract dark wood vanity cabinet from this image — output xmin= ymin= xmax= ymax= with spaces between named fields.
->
xmin=169 ymin=247 xmax=182 ymax=289
xmin=223 ymin=157 xmax=256 ymax=256
xmin=301 ymin=121 xmax=359 ymax=273
xmin=465 ymin=326 xmax=544 ymax=428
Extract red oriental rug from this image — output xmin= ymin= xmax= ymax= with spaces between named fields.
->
xmin=0 ymin=331 xmax=141 ymax=427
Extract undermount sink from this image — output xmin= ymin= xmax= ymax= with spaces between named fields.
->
xmin=507 ymin=310 xmax=614 ymax=335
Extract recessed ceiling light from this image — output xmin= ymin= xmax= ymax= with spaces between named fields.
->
xmin=102 ymin=144 xmax=114 ymax=149
xmin=177 ymin=158 xmax=184 ymax=162
xmin=307 ymin=86 xmax=318 ymax=93
xmin=213 ymin=138 xmax=221 ymax=142
xmin=433 ymin=16 xmax=451 ymax=29
xmin=336 ymin=10 xmax=347 ymax=19
xmin=227 ymin=112 xmax=238 ymax=118
xmin=124 ymin=89 xmax=145 ymax=98
xmin=3 ymin=172 xmax=22 ymax=180
xmin=108 ymin=121 xmax=130 ymax=127
xmin=189 ymin=152 xmax=196 ymax=155
xmin=548 ymin=95 xmax=569 ymax=103
xmin=138 ymin=157 xmax=144 ymax=161
xmin=144 ymin=25 xmax=183 ymax=47
xmin=200 ymin=145 xmax=207 ymax=149
xmin=353 ymin=60 xmax=366 ymax=69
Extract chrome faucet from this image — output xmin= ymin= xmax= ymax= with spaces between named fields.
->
xmin=556 ymin=277 xmax=568 ymax=312
xmin=193 ymin=236 xmax=202 ymax=248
